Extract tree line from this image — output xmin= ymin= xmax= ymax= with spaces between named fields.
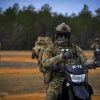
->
xmin=0 ymin=3 xmax=100 ymax=50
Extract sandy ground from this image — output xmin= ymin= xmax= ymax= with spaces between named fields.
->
xmin=0 ymin=67 xmax=40 ymax=74
xmin=0 ymin=93 xmax=45 ymax=100
xmin=0 ymin=50 xmax=100 ymax=100
xmin=0 ymin=93 xmax=100 ymax=100
xmin=0 ymin=56 xmax=38 ymax=63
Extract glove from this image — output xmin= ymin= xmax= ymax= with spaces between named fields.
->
xmin=63 ymin=51 xmax=72 ymax=60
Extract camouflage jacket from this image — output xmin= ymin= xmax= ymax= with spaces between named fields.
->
xmin=41 ymin=42 xmax=87 ymax=74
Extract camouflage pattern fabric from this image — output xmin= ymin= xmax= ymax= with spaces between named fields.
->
xmin=41 ymin=41 xmax=87 ymax=97
xmin=91 ymin=42 xmax=100 ymax=49
xmin=91 ymin=40 xmax=100 ymax=60
xmin=56 ymin=22 xmax=71 ymax=32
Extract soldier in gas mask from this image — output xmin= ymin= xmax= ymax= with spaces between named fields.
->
xmin=41 ymin=23 xmax=88 ymax=100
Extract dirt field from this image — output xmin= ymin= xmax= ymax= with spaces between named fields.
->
xmin=0 ymin=50 xmax=100 ymax=100
xmin=0 ymin=94 xmax=100 ymax=100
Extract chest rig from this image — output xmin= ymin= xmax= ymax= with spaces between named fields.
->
xmin=52 ymin=42 xmax=78 ymax=65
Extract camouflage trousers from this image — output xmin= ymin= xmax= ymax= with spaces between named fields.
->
xmin=45 ymin=76 xmax=65 ymax=100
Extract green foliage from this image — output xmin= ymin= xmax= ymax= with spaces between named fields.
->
xmin=0 ymin=4 xmax=99 ymax=50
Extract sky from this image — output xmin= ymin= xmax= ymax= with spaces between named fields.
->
xmin=0 ymin=0 xmax=100 ymax=15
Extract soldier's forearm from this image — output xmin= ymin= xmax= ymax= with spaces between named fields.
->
xmin=42 ymin=53 xmax=63 ymax=67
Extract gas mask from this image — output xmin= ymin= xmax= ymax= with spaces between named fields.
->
xmin=55 ymin=32 xmax=71 ymax=46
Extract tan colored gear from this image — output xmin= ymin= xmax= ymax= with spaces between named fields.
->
xmin=56 ymin=23 xmax=71 ymax=33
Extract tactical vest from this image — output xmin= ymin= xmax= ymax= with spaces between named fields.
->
xmin=39 ymin=42 xmax=82 ymax=84
xmin=46 ymin=42 xmax=82 ymax=77
xmin=52 ymin=42 xmax=79 ymax=65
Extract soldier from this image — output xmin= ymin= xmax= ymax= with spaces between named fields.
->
xmin=91 ymin=38 xmax=100 ymax=60
xmin=41 ymin=23 xmax=92 ymax=100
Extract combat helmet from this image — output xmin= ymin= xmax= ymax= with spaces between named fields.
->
xmin=56 ymin=22 xmax=71 ymax=33
xmin=55 ymin=23 xmax=72 ymax=40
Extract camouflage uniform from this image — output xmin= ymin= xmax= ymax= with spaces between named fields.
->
xmin=41 ymin=23 xmax=87 ymax=100
xmin=42 ymin=41 xmax=87 ymax=99
xmin=91 ymin=38 xmax=100 ymax=60
xmin=91 ymin=38 xmax=100 ymax=49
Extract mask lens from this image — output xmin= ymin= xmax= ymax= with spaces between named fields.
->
xmin=61 ymin=48 xmax=65 ymax=52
